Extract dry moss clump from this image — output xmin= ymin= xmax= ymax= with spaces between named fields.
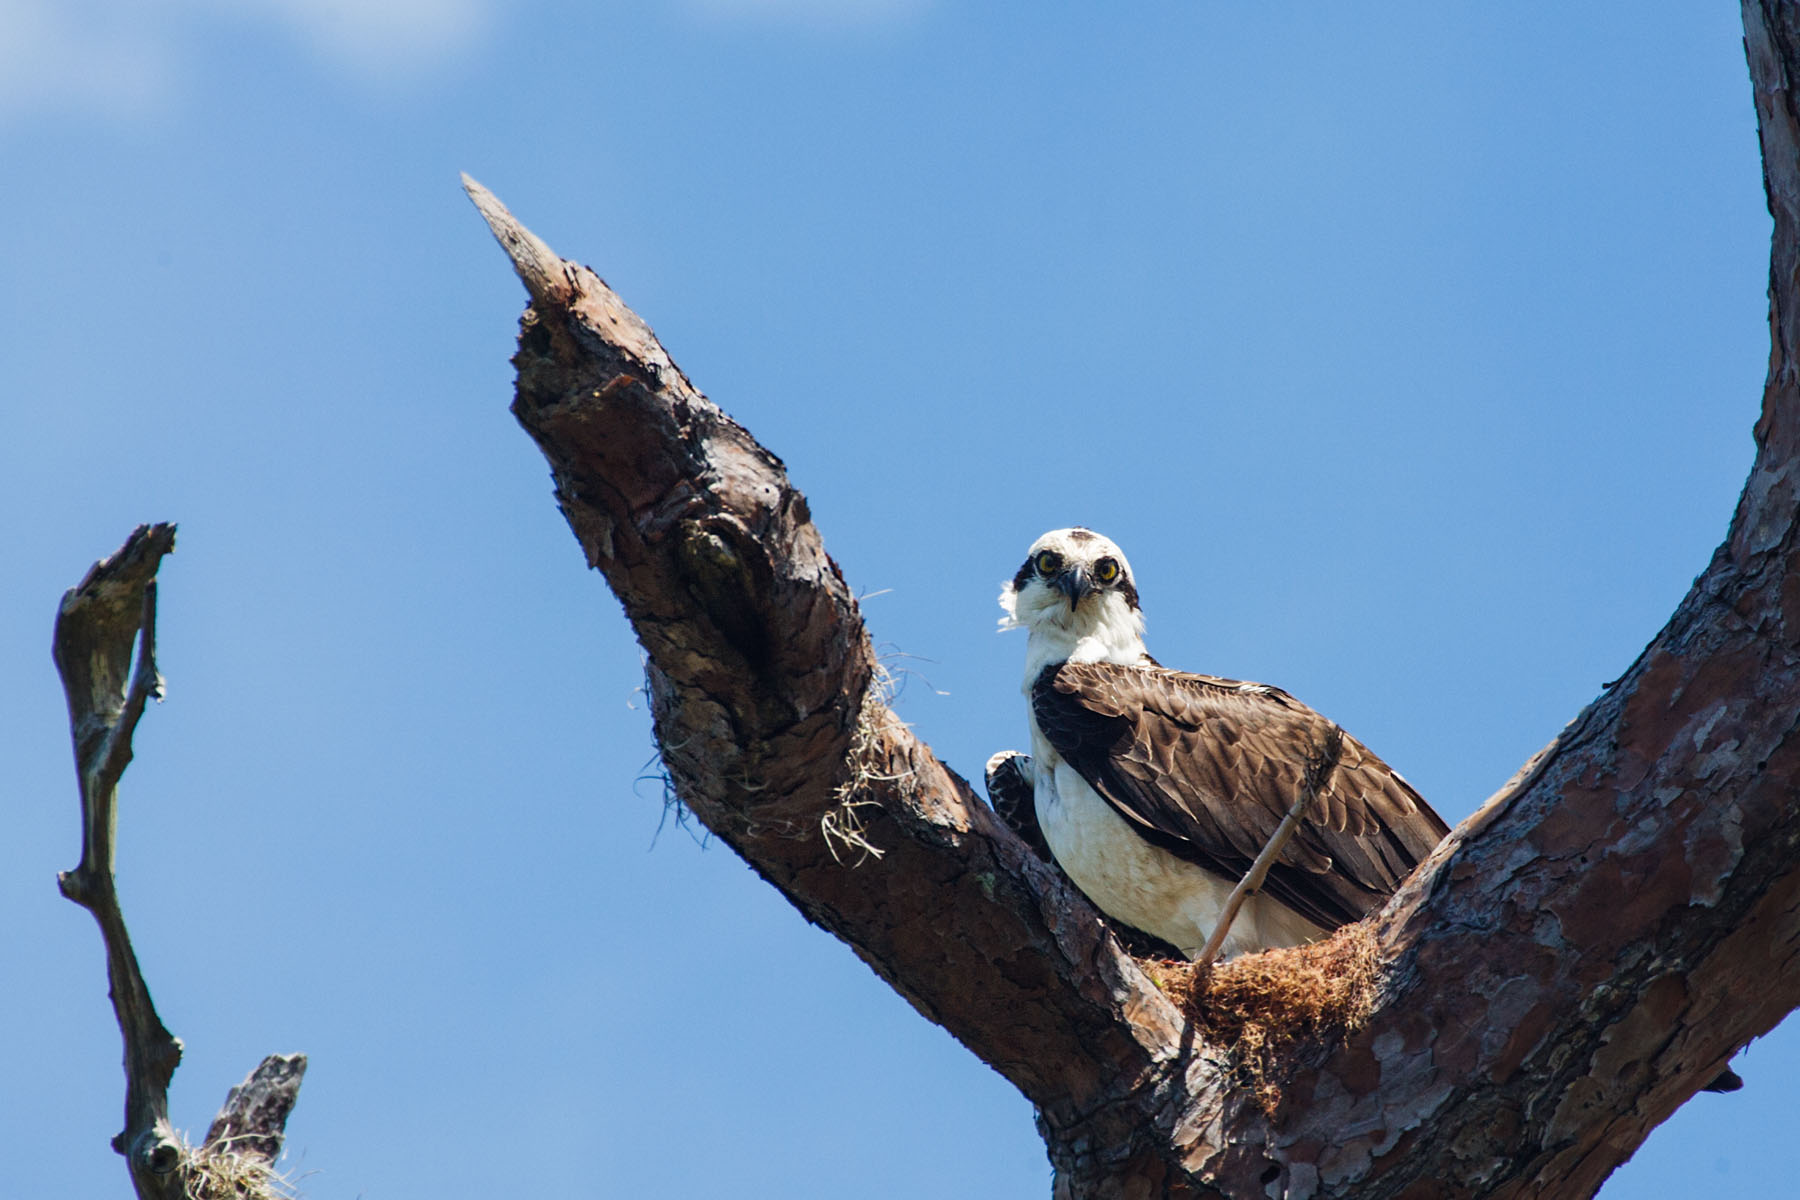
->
xmin=822 ymin=661 xmax=912 ymax=864
xmin=183 ymin=1145 xmax=295 ymax=1200
xmin=1147 ymin=922 xmax=1381 ymax=1118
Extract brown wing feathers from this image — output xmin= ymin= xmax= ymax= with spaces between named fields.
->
xmin=1032 ymin=661 xmax=1449 ymax=931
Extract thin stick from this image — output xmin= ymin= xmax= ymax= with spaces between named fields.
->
xmin=1191 ymin=725 xmax=1346 ymax=974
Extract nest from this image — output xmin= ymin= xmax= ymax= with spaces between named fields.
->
xmin=1147 ymin=923 xmax=1381 ymax=1118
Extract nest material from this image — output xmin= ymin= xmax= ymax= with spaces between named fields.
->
xmin=183 ymin=1145 xmax=295 ymax=1200
xmin=822 ymin=662 xmax=912 ymax=864
xmin=1148 ymin=922 xmax=1382 ymax=1118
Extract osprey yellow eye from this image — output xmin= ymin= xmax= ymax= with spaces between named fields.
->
xmin=1094 ymin=557 xmax=1120 ymax=584
xmin=1035 ymin=550 xmax=1062 ymax=575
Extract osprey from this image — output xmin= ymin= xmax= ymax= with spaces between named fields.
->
xmin=989 ymin=527 xmax=1449 ymax=961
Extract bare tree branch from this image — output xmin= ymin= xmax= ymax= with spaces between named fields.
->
xmin=462 ymin=6 xmax=1800 ymax=1191
xmin=54 ymin=526 xmax=308 ymax=1200
xmin=55 ymin=524 xmax=187 ymax=1196
xmin=462 ymin=175 xmax=1189 ymax=1119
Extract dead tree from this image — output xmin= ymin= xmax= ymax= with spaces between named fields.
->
xmin=54 ymin=523 xmax=307 ymax=1200
xmin=453 ymin=6 xmax=1800 ymax=1195
xmin=465 ymin=7 xmax=1800 ymax=1194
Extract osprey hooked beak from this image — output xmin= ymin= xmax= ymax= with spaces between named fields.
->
xmin=1052 ymin=565 xmax=1093 ymax=611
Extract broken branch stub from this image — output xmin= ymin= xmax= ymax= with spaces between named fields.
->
xmin=462 ymin=175 xmax=1196 ymax=1133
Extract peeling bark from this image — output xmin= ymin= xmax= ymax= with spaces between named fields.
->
xmin=462 ymin=6 xmax=1800 ymax=1193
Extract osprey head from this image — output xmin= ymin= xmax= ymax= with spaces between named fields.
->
xmin=999 ymin=527 xmax=1143 ymax=640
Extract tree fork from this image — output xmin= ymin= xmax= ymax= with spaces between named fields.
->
xmin=463 ymin=6 xmax=1800 ymax=1191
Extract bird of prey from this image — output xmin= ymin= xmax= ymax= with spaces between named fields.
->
xmin=988 ymin=527 xmax=1450 ymax=961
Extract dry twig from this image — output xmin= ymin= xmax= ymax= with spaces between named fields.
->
xmin=53 ymin=526 xmax=307 ymax=1200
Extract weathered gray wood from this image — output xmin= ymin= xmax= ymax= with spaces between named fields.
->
xmin=463 ymin=5 xmax=1800 ymax=1191
xmin=202 ymin=1054 xmax=309 ymax=1164
xmin=55 ymin=527 xmax=308 ymax=1200
xmin=54 ymin=524 xmax=188 ymax=1199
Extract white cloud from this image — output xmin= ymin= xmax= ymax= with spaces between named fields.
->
xmin=0 ymin=0 xmax=931 ymax=124
xmin=0 ymin=0 xmax=496 ymax=123
xmin=216 ymin=0 xmax=492 ymax=77
xmin=0 ymin=1 xmax=176 ymax=121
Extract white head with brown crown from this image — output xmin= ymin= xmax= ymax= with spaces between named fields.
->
xmin=999 ymin=527 xmax=1149 ymax=687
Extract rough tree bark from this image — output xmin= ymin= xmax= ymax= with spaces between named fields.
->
xmin=463 ymin=6 xmax=1800 ymax=1194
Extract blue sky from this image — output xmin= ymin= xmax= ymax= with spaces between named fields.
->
xmin=1 ymin=2 xmax=1786 ymax=1196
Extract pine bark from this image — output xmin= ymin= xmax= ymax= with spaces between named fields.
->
xmin=464 ymin=5 xmax=1800 ymax=1193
